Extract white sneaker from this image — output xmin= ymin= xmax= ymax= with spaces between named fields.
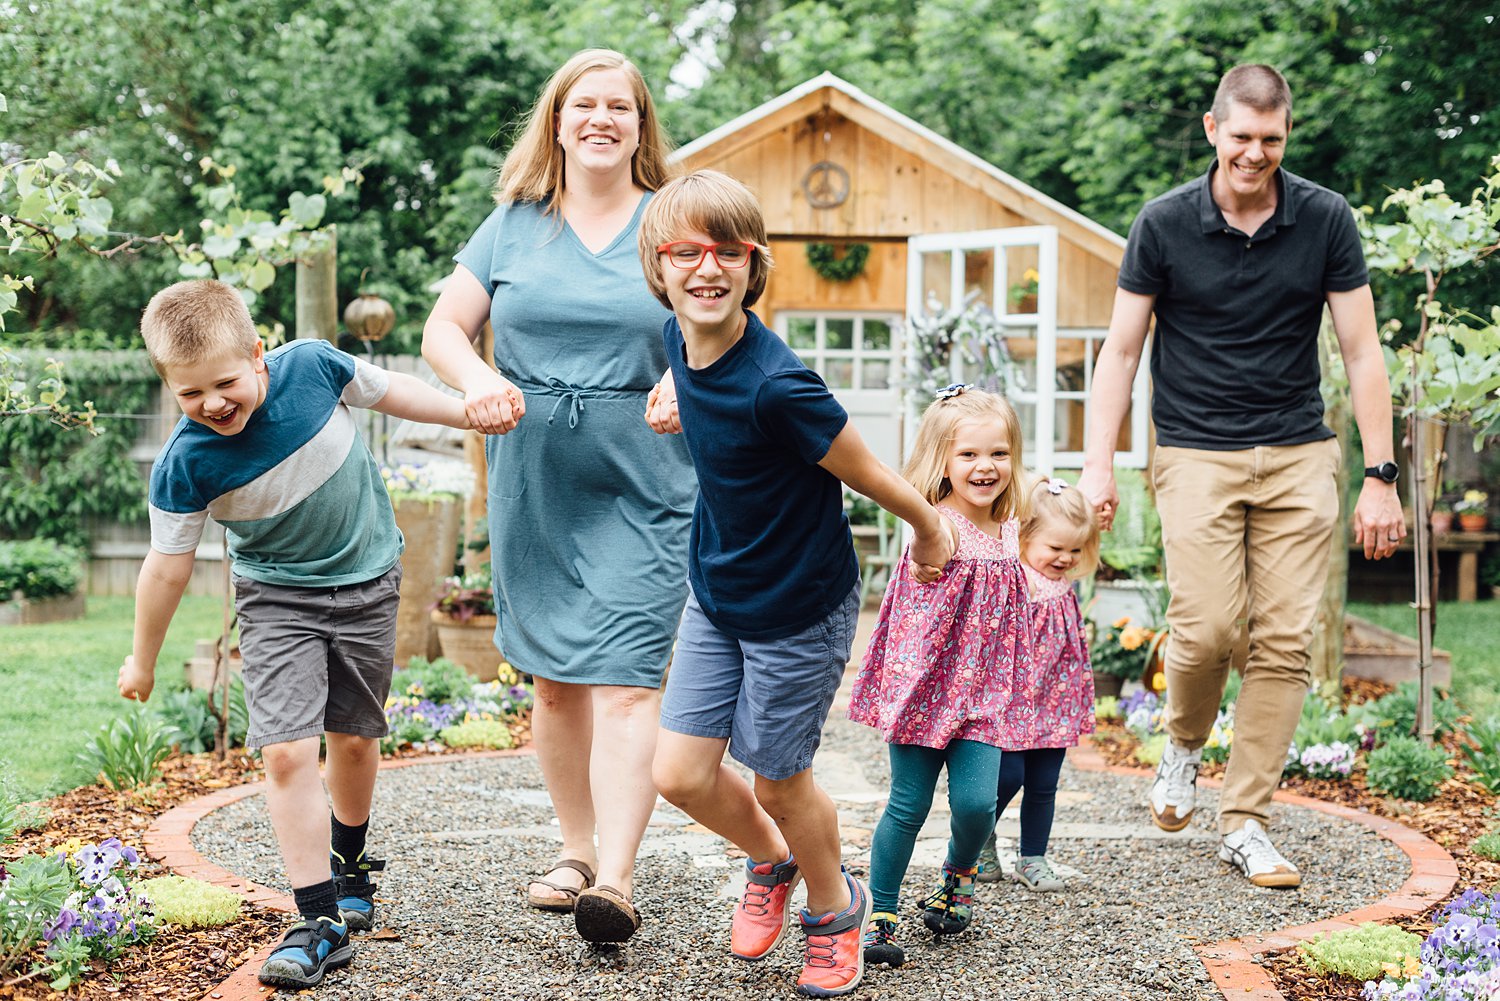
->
xmin=1148 ymin=742 xmax=1201 ymax=832
xmin=1219 ymin=819 xmax=1301 ymax=888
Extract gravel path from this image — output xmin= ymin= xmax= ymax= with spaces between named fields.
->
xmin=195 ymin=693 xmax=1409 ymax=1000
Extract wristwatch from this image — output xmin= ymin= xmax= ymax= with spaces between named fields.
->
xmin=1364 ymin=461 xmax=1399 ymax=483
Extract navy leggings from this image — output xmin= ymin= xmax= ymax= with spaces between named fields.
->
xmin=996 ymin=747 xmax=1067 ymax=857
xmin=868 ymin=740 xmax=1001 ymax=913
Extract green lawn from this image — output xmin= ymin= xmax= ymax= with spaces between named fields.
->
xmin=0 ymin=595 xmax=226 ymax=800
xmin=1348 ymin=600 xmax=1500 ymax=721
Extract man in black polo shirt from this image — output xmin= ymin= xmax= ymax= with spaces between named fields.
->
xmin=1077 ymin=64 xmax=1403 ymax=888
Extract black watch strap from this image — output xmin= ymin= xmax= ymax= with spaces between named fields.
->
xmin=1364 ymin=462 xmax=1399 ymax=483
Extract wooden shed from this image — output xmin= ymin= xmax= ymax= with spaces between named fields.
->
xmin=673 ymin=72 xmax=1150 ymax=472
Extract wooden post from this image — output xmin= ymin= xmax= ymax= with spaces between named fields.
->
xmin=295 ymin=227 xmax=338 ymax=342
xmin=1311 ymin=327 xmax=1349 ymax=694
xmin=463 ymin=321 xmax=497 ymax=573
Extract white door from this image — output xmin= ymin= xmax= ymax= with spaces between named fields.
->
xmin=904 ymin=226 xmax=1062 ymax=472
xmin=777 ymin=311 xmax=904 ymax=469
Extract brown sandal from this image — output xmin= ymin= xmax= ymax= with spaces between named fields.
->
xmin=526 ymin=859 xmax=596 ymax=912
xmin=574 ymin=885 xmax=641 ymax=943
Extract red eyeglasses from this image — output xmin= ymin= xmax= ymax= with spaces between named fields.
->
xmin=656 ymin=241 xmax=756 ymax=270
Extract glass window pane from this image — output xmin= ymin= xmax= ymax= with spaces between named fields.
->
xmin=863 ymin=319 xmax=892 ymax=351
xmin=862 ymin=360 xmax=890 ymax=390
xmin=1014 ymin=401 xmax=1037 ymax=451
xmin=1001 ymin=326 xmax=1037 ymax=393
xmin=1055 ymin=398 xmax=1086 ymax=453
xmin=787 ymin=317 xmax=817 ymax=350
xmin=825 ymin=359 xmax=854 ymax=389
xmin=1056 ymin=338 xmax=1087 ymax=392
xmin=796 ymin=353 xmax=817 ymax=370
xmin=962 ymin=248 xmax=996 ymax=313
xmin=920 ymin=251 xmax=953 ymax=308
xmin=1005 ymin=245 xmax=1040 ymax=315
xmin=826 ymin=319 xmax=854 ymax=351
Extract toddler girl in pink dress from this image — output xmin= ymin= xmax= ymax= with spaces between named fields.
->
xmin=978 ymin=476 xmax=1100 ymax=892
xmin=846 ymin=385 xmax=1031 ymax=969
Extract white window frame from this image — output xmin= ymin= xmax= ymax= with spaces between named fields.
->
xmin=1051 ymin=326 xmax=1151 ymax=470
xmin=775 ymin=311 xmax=903 ymax=397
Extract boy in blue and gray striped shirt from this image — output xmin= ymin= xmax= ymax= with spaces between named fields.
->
xmin=118 ymin=279 xmax=469 ymax=989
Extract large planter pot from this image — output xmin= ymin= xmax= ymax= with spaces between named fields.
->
xmin=1430 ymin=511 xmax=1455 ymax=535
xmin=1458 ymin=513 xmax=1489 ymax=532
xmin=0 ymin=591 xmax=86 ymax=627
xmin=393 ymin=496 xmax=463 ymax=666
xmin=431 ymin=611 xmax=501 ymax=682
xmin=1091 ymin=670 xmax=1125 ymax=700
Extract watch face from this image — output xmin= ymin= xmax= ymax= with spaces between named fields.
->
xmin=1370 ymin=462 xmax=1399 ymax=483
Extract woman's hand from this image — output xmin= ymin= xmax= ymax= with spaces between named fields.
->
xmin=645 ymin=382 xmax=681 ymax=434
xmin=464 ymin=369 xmax=526 ymax=435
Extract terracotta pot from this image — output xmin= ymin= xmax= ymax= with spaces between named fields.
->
xmin=1459 ymin=513 xmax=1489 ymax=532
xmin=1091 ymin=670 xmax=1125 ymax=700
xmin=1430 ymin=511 xmax=1455 ymax=534
xmin=430 ymin=611 xmax=501 ymax=682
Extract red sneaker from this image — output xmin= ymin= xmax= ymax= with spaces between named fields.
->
xmin=795 ymin=872 xmax=870 ymax=997
xmin=731 ymin=855 xmax=801 ymax=960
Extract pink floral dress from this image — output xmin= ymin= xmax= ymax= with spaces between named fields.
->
xmin=847 ymin=506 xmax=1030 ymax=749
xmin=998 ymin=565 xmax=1095 ymax=750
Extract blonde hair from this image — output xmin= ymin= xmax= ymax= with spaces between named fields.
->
xmin=1019 ymin=476 xmax=1101 ymax=579
xmin=901 ymin=388 xmax=1027 ymax=523
xmin=140 ymin=280 xmax=259 ymax=377
xmin=638 ymin=169 xmax=774 ymax=309
xmin=495 ymin=48 xmax=676 ymax=211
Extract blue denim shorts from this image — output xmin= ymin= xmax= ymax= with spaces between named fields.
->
xmin=660 ymin=584 xmax=859 ymax=781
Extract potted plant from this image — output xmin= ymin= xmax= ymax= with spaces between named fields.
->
xmin=1088 ymin=615 xmax=1160 ymax=699
xmin=430 ymin=564 xmax=502 ymax=681
xmin=1430 ymin=497 xmax=1455 ymax=535
xmin=1007 ymin=267 xmax=1039 ymax=313
xmin=1455 ymin=489 xmax=1489 ymax=532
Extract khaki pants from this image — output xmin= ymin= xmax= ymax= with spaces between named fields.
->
xmin=1151 ymin=439 xmax=1340 ymax=833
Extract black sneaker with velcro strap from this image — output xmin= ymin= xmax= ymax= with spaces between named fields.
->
xmin=257 ymin=915 xmax=353 ymax=988
xmin=330 ymin=850 xmax=386 ymax=932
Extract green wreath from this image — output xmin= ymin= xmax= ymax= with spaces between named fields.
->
xmin=806 ymin=242 xmax=870 ymax=282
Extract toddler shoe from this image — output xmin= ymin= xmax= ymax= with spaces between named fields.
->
xmin=920 ymin=861 xmax=976 ymax=935
xmin=1013 ymin=855 xmax=1064 ymax=892
xmin=257 ymin=915 xmax=352 ymax=988
xmin=731 ymin=855 xmax=801 ymax=960
xmin=862 ymin=911 xmax=905 ymax=968
xmin=796 ymin=870 xmax=870 ymax=997
xmin=976 ymin=831 xmax=1002 ymax=883
xmin=330 ymin=849 xmax=386 ymax=932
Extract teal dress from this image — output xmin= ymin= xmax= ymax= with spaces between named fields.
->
xmin=455 ymin=197 xmax=696 ymax=687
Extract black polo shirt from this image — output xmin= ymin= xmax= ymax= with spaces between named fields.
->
xmin=1117 ymin=161 xmax=1369 ymax=449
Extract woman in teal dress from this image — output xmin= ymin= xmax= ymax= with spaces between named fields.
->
xmin=422 ymin=49 xmax=694 ymax=944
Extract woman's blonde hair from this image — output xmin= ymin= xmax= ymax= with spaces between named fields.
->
xmin=638 ymin=170 xmax=774 ymax=309
xmin=495 ymin=49 xmax=676 ymax=210
xmin=1019 ymin=475 xmax=1101 ymax=579
xmin=901 ymin=388 xmax=1027 ymax=523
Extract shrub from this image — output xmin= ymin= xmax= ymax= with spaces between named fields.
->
xmin=439 ymin=720 xmax=515 ymax=750
xmin=1299 ymin=922 xmax=1422 ymax=981
xmin=1220 ymin=669 xmax=1243 ymax=711
xmin=1134 ymin=733 xmax=1167 ymax=766
xmin=1293 ymin=691 xmax=1360 ymax=749
xmin=1471 ymin=831 xmax=1500 ymax=862
xmin=1094 ymin=696 xmax=1120 ymax=722
xmin=1354 ymin=682 xmax=1461 ymax=745
xmin=0 ymin=538 xmax=83 ymax=600
xmin=76 ymin=710 xmax=176 ymax=790
xmin=0 ymin=852 xmax=74 ymax=980
xmin=392 ymin=657 xmax=475 ymax=705
xmin=1090 ymin=615 xmax=1159 ymax=680
xmin=152 ymin=689 xmax=217 ymax=755
xmin=136 ymin=876 xmax=241 ymax=929
xmin=1460 ymin=716 xmax=1500 ymax=796
xmin=1365 ymin=735 xmax=1454 ymax=802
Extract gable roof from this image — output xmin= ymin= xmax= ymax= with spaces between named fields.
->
xmin=673 ymin=72 xmax=1126 ymax=265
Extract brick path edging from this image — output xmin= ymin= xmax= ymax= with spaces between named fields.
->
xmin=144 ymin=747 xmax=535 ymax=1001
xmin=1069 ymin=741 xmax=1460 ymax=1001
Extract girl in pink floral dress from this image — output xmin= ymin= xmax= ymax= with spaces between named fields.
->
xmin=977 ymin=477 xmax=1100 ymax=893
xmin=846 ymin=385 xmax=1030 ymax=969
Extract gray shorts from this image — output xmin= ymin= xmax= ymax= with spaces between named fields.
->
xmin=232 ymin=564 xmax=401 ymax=749
xmin=660 ymin=585 xmax=859 ymax=781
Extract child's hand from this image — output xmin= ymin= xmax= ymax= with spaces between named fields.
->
xmin=909 ymin=517 xmax=957 ymax=583
xmin=118 ymin=655 xmax=156 ymax=703
xmin=644 ymin=382 xmax=681 ymax=434
xmin=464 ymin=370 xmax=525 ymax=435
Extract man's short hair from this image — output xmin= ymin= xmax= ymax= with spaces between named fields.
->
xmin=1211 ymin=64 xmax=1293 ymax=130
xmin=638 ymin=169 xmax=774 ymax=310
xmin=140 ymin=280 xmax=260 ymax=377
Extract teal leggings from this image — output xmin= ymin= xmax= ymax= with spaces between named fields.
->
xmin=868 ymin=740 xmax=1001 ymax=913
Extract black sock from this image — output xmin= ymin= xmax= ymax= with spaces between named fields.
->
xmin=330 ymin=814 xmax=369 ymax=863
xmin=293 ymin=879 xmax=340 ymax=922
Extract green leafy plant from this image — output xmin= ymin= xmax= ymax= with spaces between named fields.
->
xmin=392 ymin=657 xmax=476 ymax=706
xmin=1351 ymin=681 xmax=1461 ymax=744
xmin=1134 ymin=732 xmax=1167 ymax=766
xmin=805 ymin=242 xmax=869 ymax=282
xmin=0 ymin=779 xmax=49 ymax=848
xmin=0 ymin=538 xmax=83 ymax=600
xmin=1471 ymin=829 xmax=1500 ymax=862
xmin=1099 ymin=468 xmax=1162 ymax=574
xmin=1365 ymin=735 xmax=1454 ymax=802
xmin=152 ymin=689 xmax=217 ymax=755
xmin=1297 ymin=922 xmax=1422 ymax=981
xmin=439 ymin=719 xmax=515 ymax=751
xmin=136 ymin=875 xmax=242 ymax=929
xmin=1292 ymin=691 xmax=1360 ymax=749
xmin=1460 ymin=716 xmax=1500 ymax=795
xmin=76 ymin=710 xmax=177 ymax=790
xmin=1479 ymin=552 xmax=1500 ymax=590
xmin=431 ymin=566 xmax=495 ymax=623
xmin=1094 ymin=696 xmax=1121 ymax=722
xmin=0 ymin=852 xmax=74 ymax=981
xmin=1220 ymin=669 xmax=1244 ymax=711
xmin=1089 ymin=615 xmax=1160 ymax=680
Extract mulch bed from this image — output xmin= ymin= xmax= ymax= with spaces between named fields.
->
xmin=0 ymin=719 xmax=532 ymax=1001
xmin=1094 ymin=676 xmax=1500 ymax=1001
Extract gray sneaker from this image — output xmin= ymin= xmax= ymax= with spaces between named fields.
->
xmin=1219 ymin=819 xmax=1301 ymax=888
xmin=976 ymin=832 xmax=1002 ymax=883
xmin=1012 ymin=855 xmax=1064 ymax=892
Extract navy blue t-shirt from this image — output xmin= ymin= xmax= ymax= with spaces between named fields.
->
xmin=664 ymin=310 xmax=859 ymax=640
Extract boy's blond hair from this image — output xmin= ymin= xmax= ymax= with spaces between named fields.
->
xmin=497 ymin=48 xmax=676 ymax=211
xmin=638 ymin=169 xmax=774 ymax=310
xmin=1020 ymin=476 xmax=1101 ymax=579
xmin=901 ymin=388 xmax=1028 ymax=523
xmin=140 ymin=280 xmax=260 ymax=377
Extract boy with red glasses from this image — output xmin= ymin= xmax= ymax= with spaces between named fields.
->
xmin=637 ymin=169 xmax=954 ymax=997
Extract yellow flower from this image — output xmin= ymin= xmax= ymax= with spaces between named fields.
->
xmin=1022 ymin=267 xmax=1039 ymax=283
xmin=1151 ymin=671 xmax=1167 ymax=692
xmin=1119 ymin=626 xmax=1152 ymax=651
xmin=1112 ymin=615 xmax=1132 ymax=629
